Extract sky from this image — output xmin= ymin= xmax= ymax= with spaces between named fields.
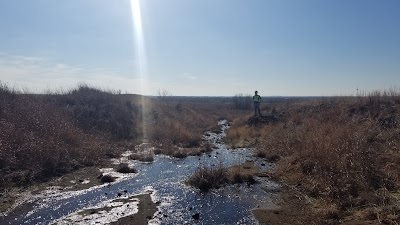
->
xmin=0 ymin=0 xmax=399 ymax=96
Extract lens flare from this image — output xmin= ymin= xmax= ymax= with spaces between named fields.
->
xmin=130 ymin=0 xmax=148 ymax=140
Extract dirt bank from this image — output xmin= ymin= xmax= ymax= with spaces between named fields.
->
xmin=110 ymin=193 xmax=159 ymax=225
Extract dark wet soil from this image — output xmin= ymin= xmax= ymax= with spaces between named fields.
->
xmin=110 ymin=193 xmax=159 ymax=225
xmin=252 ymin=185 xmax=323 ymax=225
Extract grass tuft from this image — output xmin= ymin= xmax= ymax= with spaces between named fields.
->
xmin=116 ymin=163 xmax=137 ymax=173
xmin=100 ymin=174 xmax=115 ymax=183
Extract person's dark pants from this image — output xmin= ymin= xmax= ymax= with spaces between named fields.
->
xmin=254 ymin=102 xmax=261 ymax=117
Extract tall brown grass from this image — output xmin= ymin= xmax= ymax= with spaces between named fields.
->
xmin=0 ymin=83 xmax=240 ymax=190
xmin=144 ymin=99 xmax=234 ymax=156
xmin=0 ymin=83 xmax=146 ymax=188
xmin=227 ymin=91 xmax=400 ymax=221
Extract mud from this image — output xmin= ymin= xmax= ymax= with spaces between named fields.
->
xmin=0 ymin=120 xmax=280 ymax=224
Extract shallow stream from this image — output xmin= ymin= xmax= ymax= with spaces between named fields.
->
xmin=1 ymin=120 xmax=279 ymax=224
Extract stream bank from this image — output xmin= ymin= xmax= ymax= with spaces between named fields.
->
xmin=1 ymin=120 xmax=280 ymax=224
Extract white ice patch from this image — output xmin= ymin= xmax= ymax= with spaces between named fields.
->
xmin=52 ymin=198 xmax=140 ymax=225
xmin=12 ymin=168 xmax=138 ymax=218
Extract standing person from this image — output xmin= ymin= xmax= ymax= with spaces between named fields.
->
xmin=253 ymin=91 xmax=262 ymax=117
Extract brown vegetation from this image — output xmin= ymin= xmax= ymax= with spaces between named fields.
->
xmin=0 ymin=84 xmax=125 ymax=187
xmin=186 ymin=162 xmax=257 ymax=192
xmin=143 ymin=98 xmax=237 ymax=158
xmin=0 ymin=83 xmax=237 ymax=191
xmin=227 ymin=92 xmax=400 ymax=224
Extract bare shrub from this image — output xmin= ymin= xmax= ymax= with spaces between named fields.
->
xmin=0 ymin=83 xmax=140 ymax=189
xmin=227 ymin=93 xmax=400 ymax=219
xmin=187 ymin=163 xmax=257 ymax=192
xmin=54 ymin=84 xmax=139 ymax=140
xmin=187 ymin=164 xmax=230 ymax=192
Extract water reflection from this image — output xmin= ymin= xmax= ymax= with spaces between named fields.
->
xmin=1 ymin=120 xmax=278 ymax=225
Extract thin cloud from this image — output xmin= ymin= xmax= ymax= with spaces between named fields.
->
xmin=0 ymin=53 xmax=141 ymax=93
xmin=183 ymin=72 xmax=197 ymax=80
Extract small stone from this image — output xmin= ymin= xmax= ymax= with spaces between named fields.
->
xmin=192 ymin=213 xmax=200 ymax=220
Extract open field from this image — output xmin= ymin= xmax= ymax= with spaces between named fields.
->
xmin=0 ymin=83 xmax=243 ymax=192
xmin=1 ymin=83 xmax=399 ymax=224
xmin=227 ymin=91 xmax=400 ymax=224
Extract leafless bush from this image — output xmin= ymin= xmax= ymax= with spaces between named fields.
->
xmin=187 ymin=164 xmax=230 ymax=192
xmin=227 ymin=92 xmax=400 ymax=217
xmin=0 ymin=83 xmax=139 ymax=188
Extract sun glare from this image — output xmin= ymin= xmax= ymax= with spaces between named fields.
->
xmin=130 ymin=0 xmax=148 ymax=140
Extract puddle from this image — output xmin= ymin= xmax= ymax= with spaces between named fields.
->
xmin=0 ymin=120 xmax=279 ymax=225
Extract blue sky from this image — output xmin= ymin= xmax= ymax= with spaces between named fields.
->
xmin=0 ymin=0 xmax=399 ymax=96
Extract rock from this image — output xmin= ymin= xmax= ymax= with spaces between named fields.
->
xmin=192 ymin=213 xmax=200 ymax=220
xmin=100 ymin=175 xmax=115 ymax=183
xmin=117 ymin=163 xmax=137 ymax=173
xmin=96 ymin=174 xmax=103 ymax=179
xmin=117 ymin=192 xmax=122 ymax=197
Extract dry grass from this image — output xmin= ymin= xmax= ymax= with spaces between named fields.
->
xmin=0 ymin=83 xmax=140 ymax=189
xmin=0 ymin=82 xmax=239 ymax=190
xmin=129 ymin=152 xmax=154 ymax=162
xmin=187 ymin=162 xmax=257 ymax=192
xmin=144 ymin=99 xmax=234 ymax=157
xmin=226 ymin=91 xmax=400 ymax=222
xmin=186 ymin=164 xmax=230 ymax=192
